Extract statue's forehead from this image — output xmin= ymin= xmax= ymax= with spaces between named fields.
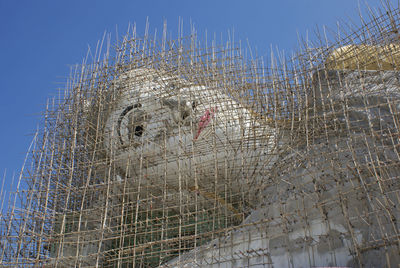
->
xmin=116 ymin=70 xmax=193 ymax=97
xmin=113 ymin=69 xmax=237 ymax=115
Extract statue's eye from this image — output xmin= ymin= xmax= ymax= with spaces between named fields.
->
xmin=127 ymin=111 xmax=146 ymax=139
xmin=117 ymin=104 xmax=147 ymax=147
xmin=133 ymin=125 xmax=144 ymax=137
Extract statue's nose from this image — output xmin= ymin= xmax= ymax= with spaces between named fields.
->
xmin=169 ymin=101 xmax=193 ymax=127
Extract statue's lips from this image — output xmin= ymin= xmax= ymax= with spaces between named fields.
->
xmin=194 ymin=107 xmax=217 ymax=140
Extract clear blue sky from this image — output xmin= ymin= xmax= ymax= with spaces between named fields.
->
xmin=0 ymin=0 xmax=397 ymax=189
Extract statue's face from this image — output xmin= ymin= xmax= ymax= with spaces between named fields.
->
xmin=104 ymin=69 xmax=255 ymax=164
xmin=110 ymin=94 xmax=197 ymax=151
xmin=103 ymin=69 xmax=273 ymax=202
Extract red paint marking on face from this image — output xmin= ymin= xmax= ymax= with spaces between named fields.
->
xmin=194 ymin=107 xmax=217 ymax=140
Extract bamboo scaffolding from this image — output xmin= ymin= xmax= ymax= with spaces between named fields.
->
xmin=0 ymin=2 xmax=399 ymax=267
